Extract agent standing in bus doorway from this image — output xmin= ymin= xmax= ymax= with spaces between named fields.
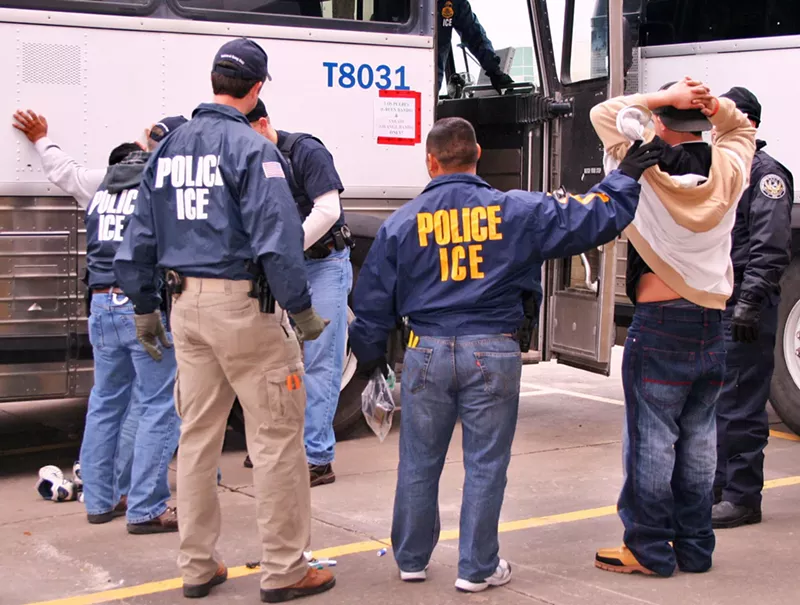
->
xmin=349 ymin=117 xmax=660 ymax=592
xmin=590 ymin=78 xmax=756 ymax=577
xmin=114 ymin=38 xmax=335 ymax=602
xmin=713 ymin=87 xmax=794 ymax=530
xmin=12 ymin=111 xmax=187 ymax=534
xmin=436 ymin=0 xmax=514 ymax=94
xmin=245 ymin=99 xmax=353 ymax=487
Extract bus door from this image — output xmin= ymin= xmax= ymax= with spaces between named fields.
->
xmin=536 ymin=0 xmax=626 ymax=375
xmin=436 ymin=0 xmax=622 ymax=374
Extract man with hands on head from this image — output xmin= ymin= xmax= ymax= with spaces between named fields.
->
xmin=590 ymin=77 xmax=756 ymax=578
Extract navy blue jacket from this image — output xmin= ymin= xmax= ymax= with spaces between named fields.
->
xmin=730 ymin=140 xmax=794 ymax=308
xmin=114 ymin=103 xmax=311 ymax=315
xmin=349 ymin=170 xmax=641 ymax=363
xmin=277 ymin=130 xmax=346 ymax=234
xmin=85 ymin=152 xmax=149 ymax=289
xmin=437 ymin=0 xmax=501 ymax=88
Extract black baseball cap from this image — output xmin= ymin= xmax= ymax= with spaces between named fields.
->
xmin=108 ymin=142 xmax=142 ymax=166
xmin=213 ymin=38 xmax=271 ymax=82
xmin=652 ymin=81 xmax=712 ymax=133
xmin=149 ymin=116 xmax=188 ymax=143
xmin=245 ymin=99 xmax=268 ymax=123
xmin=721 ymin=87 xmax=761 ymax=126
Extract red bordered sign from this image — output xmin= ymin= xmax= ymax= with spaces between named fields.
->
xmin=375 ymin=89 xmax=421 ymax=146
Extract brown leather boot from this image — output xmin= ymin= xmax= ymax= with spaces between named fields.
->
xmin=87 ymin=495 xmax=128 ymax=525
xmin=260 ymin=567 xmax=336 ymax=603
xmin=183 ymin=564 xmax=227 ymax=599
xmin=127 ymin=506 xmax=179 ymax=535
xmin=308 ymin=463 xmax=335 ymax=487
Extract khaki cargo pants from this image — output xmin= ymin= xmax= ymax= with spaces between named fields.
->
xmin=171 ymin=277 xmax=311 ymax=590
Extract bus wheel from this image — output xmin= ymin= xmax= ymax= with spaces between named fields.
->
xmin=771 ymin=258 xmax=800 ymax=435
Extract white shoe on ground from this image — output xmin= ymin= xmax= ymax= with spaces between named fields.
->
xmin=454 ymin=559 xmax=512 ymax=592
xmin=399 ymin=565 xmax=428 ymax=582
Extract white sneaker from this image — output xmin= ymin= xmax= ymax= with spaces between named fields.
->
xmin=36 ymin=465 xmax=64 ymax=500
xmin=399 ymin=565 xmax=428 ymax=582
xmin=455 ymin=559 xmax=512 ymax=593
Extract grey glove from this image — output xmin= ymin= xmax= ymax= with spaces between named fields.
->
xmin=291 ymin=307 xmax=329 ymax=342
xmin=134 ymin=311 xmax=172 ymax=361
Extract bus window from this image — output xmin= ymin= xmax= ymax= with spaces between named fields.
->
xmin=640 ymin=0 xmax=800 ymax=46
xmin=547 ymin=0 xmax=610 ymax=84
xmin=173 ymin=0 xmax=413 ymax=25
xmin=445 ymin=0 xmax=541 ymax=95
xmin=570 ymin=0 xmax=608 ymax=82
xmin=0 ymin=0 xmax=157 ymax=15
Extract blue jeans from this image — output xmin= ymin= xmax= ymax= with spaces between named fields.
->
xmin=392 ymin=334 xmax=521 ymax=582
xmin=115 ymin=394 xmax=141 ymax=498
xmin=303 ymin=248 xmax=352 ymax=465
xmin=618 ymin=300 xmax=725 ymax=577
xmin=80 ymin=293 xmax=179 ymax=523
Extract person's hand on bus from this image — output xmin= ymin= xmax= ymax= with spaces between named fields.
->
xmin=12 ymin=110 xmax=49 ymax=143
xmin=489 ymin=71 xmax=514 ymax=95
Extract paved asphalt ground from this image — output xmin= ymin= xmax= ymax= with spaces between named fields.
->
xmin=1 ymin=347 xmax=799 ymax=605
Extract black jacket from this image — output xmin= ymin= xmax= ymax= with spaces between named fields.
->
xmin=731 ymin=140 xmax=793 ymax=307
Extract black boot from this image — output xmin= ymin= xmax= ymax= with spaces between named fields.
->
xmin=712 ymin=501 xmax=761 ymax=529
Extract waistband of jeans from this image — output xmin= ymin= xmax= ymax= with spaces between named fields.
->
xmin=182 ymin=277 xmax=251 ymax=293
xmin=411 ymin=332 xmax=516 ymax=343
xmin=634 ymin=300 xmax=722 ymax=323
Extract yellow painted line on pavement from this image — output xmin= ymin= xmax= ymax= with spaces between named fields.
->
xmin=24 ymin=475 xmax=800 ymax=605
xmin=770 ymin=430 xmax=800 ymax=442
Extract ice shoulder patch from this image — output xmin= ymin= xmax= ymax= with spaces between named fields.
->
xmin=262 ymin=161 xmax=285 ymax=179
xmin=759 ymin=174 xmax=787 ymax=200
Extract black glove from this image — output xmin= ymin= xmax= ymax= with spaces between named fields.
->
xmin=489 ymin=71 xmax=514 ymax=94
xmin=731 ymin=299 xmax=761 ymax=343
xmin=356 ymin=355 xmax=390 ymax=380
xmin=618 ymin=139 xmax=664 ymax=181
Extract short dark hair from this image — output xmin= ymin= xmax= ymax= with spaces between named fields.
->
xmin=211 ymin=71 xmax=261 ymax=99
xmin=426 ymin=117 xmax=479 ymax=169
xmin=108 ymin=142 xmax=141 ymax=166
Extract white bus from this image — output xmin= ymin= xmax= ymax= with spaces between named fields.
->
xmin=1 ymin=0 xmax=798 ymax=436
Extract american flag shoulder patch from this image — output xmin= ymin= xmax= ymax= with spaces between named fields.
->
xmin=262 ymin=161 xmax=285 ymax=179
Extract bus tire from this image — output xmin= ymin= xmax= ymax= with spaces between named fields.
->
xmin=229 ymin=218 xmax=389 ymax=440
xmin=332 ymin=228 xmax=372 ymax=439
xmin=771 ymin=257 xmax=800 ymax=435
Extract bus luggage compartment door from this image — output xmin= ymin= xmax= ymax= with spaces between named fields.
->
xmin=0 ymin=197 xmax=82 ymax=399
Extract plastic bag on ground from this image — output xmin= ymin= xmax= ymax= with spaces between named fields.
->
xmin=361 ymin=367 xmax=396 ymax=442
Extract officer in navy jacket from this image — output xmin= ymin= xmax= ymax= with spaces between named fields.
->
xmin=437 ymin=0 xmax=513 ymax=92
xmin=113 ymin=38 xmax=335 ymax=602
xmin=246 ymin=99 xmax=352 ymax=486
xmin=11 ymin=109 xmax=188 ymax=535
xmin=714 ymin=87 xmax=795 ymax=529
xmin=349 ymin=117 xmax=660 ymax=591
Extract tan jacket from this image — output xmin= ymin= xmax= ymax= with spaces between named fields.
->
xmin=589 ymin=95 xmax=757 ymax=309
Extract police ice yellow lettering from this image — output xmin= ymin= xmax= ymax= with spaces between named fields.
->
xmin=417 ymin=205 xmax=503 ymax=282
xmin=154 ymin=154 xmax=225 ymax=221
